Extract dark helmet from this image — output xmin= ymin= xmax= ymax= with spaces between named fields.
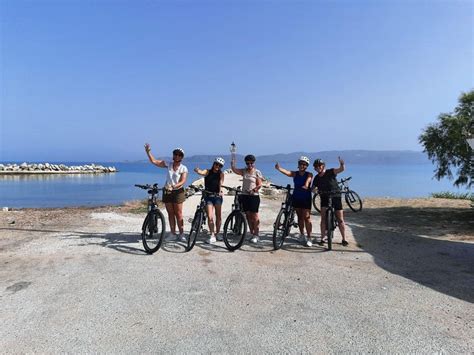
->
xmin=244 ymin=154 xmax=256 ymax=162
xmin=313 ymin=158 xmax=325 ymax=166
xmin=173 ymin=148 xmax=185 ymax=157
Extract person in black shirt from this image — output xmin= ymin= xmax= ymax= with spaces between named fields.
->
xmin=311 ymin=157 xmax=348 ymax=246
xmin=194 ymin=157 xmax=225 ymax=244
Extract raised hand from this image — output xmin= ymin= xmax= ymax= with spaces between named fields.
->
xmin=275 ymin=162 xmax=280 ymax=170
xmin=338 ymin=156 xmax=345 ymax=165
xmin=144 ymin=143 xmax=151 ymax=153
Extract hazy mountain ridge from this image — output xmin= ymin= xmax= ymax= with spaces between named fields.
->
xmin=131 ymin=150 xmax=429 ymax=165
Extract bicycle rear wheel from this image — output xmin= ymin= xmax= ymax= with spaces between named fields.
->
xmin=325 ymin=208 xmax=334 ymax=251
xmin=312 ymin=193 xmax=321 ymax=213
xmin=142 ymin=210 xmax=165 ymax=254
xmin=223 ymin=211 xmax=247 ymax=251
xmin=345 ymin=190 xmax=363 ymax=212
xmin=273 ymin=209 xmax=288 ymax=250
xmin=187 ymin=210 xmax=203 ymax=252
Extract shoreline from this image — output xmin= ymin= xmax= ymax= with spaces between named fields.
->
xmin=1 ymin=196 xmax=471 ymax=211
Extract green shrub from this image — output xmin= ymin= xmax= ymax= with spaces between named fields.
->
xmin=430 ymin=191 xmax=473 ymax=201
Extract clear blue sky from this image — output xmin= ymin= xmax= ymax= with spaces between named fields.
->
xmin=1 ymin=0 xmax=472 ymax=162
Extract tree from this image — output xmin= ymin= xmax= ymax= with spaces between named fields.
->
xmin=419 ymin=90 xmax=473 ymax=188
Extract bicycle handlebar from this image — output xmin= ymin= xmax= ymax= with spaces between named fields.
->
xmin=135 ymin=183 xmax=158 ymax=190
xmin=339 ymin=176 xmax=352 ymax=184
xmin=270 ymin=183 xmax=293 ymax=191
xmin=221 ymin=185 xmax=241 ymax=192
xmin=188 ymin=185 xmax=221 ymax=196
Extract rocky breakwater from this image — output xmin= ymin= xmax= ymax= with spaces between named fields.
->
xmin=0 ymin=162 xmax=117 ymax=174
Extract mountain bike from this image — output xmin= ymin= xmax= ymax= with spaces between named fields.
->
xmin=134 ymin=184 xmax=166 ymax=254
xmin=186 ymin=186 xmax=221 ymax=252
xmin=312 ymin=176 xmax=362 ymax=213
xmin=222 ymin=185 xmax=248 ymax=251
xmin=319 ymin=190 xmax=340 ymax=251
xmin=271 ymin=184 xmax=299 ymax=250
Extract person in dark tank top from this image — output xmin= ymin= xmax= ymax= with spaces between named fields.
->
xmin=194 ymin=157 xmax=225 ymax=244
xmin=275 ymin=156 xmax=313 ymax=247
xmin=311 ymin=157 xmax=348 ymax=247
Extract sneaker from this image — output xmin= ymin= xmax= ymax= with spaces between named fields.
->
xmin=179 ymin=233 xmax=187 ymax=242
xmin=304 ymin=236 xmax=313 ymax=247
xmin=165 ymin=232 xmax=178 ymax=242
xmin=298 ymin=234 xmax=306 ymax=243
xmin=250 ymin=235 xmax=260 ymax=244
xmin=216 ymin=233 xmax=223 ymax=241
xmin=206 ymin=235 xmax=217 ymax=244
xmin=342 ymin=240 xmax=349 ymax=246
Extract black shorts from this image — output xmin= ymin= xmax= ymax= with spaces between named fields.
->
xmin=292 ymin=197 xmax=312 ymax=210
xmin=239 ymin=195 xmax=260 ymax=213
xmin=320 ymin=195 xmax=343 ymax=211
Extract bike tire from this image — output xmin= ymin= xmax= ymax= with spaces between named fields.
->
xmin=272 ymin=209 xmax=288 ymax=250
xmin=142 ymin=210 xmax=165 ymax=254
xmin=325 ymin=208 xmax=334 ymax=251
xmin=223 ymin=210 xmax=247 ymax=251
xmin=312 ymin=193 xmax=321 ymax=213
xmin=187 ymin=210 xmax=203 ymax=252
xmin=345 ymin=190 xmax=363 ymax=212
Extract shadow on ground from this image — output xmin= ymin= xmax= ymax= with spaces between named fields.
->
xmin=347 ymin=206 xmax=474 ymax=303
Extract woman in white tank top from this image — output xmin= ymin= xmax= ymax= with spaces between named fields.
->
xmin=144 ymin=143 xmax=188 ymax=242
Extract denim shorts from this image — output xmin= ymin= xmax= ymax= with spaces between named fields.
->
xmin=204 ymin=195 xmax=223 ymax=206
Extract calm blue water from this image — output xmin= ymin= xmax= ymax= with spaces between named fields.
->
xmin=0 ymin=161 xmax=470 ymax=208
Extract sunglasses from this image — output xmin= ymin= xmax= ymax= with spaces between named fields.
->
xmin=214 ymin=163 xmax=223 ymax=168
xmin=298 ymin=162 xmax=308 ymax=167
xmin=245 ymin=161 xmax=255 ymax=165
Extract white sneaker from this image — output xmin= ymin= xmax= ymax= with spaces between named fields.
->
xmin=216 ymin=233 xmax=223 ymax=241
xmin=165 ymin=232 xmax=178 ymax=242
xmin=179 ymin=233 xmax=187 ymax=242
xmin=206 ymin=235 xmax=217 ymax=244
xmin=250 ymin=235 xmax=260 ymax=244
xmin=304 ymin=236 xmax=313 ymax=247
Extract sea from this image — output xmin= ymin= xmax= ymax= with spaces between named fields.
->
xmin=0 ymin=161 xmax=471 ymax=208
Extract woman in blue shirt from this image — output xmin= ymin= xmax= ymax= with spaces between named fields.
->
xmin=275 ymin=156 xmax=313 ymax=247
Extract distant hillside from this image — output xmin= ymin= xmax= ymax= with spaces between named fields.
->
xmin=131 ymin=150 xmax=430 ymax=165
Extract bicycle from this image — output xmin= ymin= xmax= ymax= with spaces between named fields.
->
xmin=221 ymin=185 xmax=248 ymax=251
xmin=271 ymin=184 xmax=299 ymax=250
xmin=186 ymin=186 xmax=221 ymax=252
xmin=134 ymin=183 xmax=166 ymax=254
xmin=318 ymin=190 xmax=340 ymax=251
xmin=312 ymin=176 xmax=362 ymax=213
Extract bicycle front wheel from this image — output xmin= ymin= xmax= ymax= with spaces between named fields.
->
xmin=325 ymin=208 xmax=334 ymax=251
xmin=312 ymin=193 xmax=321 ymax=213
xmin=345 ymin=190 xmax=363 ymax=212
xmin=273 ymin=209 xmax=288 ymax=250
xmin=187 ymin=210 xmax=203 ymax=252
xmin=142 ymin=210 xmax=165 ymax=254
xmin=223 ymin=211 xmax=247 ymax=251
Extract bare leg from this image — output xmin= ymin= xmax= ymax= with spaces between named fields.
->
xmin=303 ymin=208 xmax=312 ymax=237
xmin=335 ymin=210 xmax=346 ymax=243
xmin=320 ymin=207 xmax=327 ymax=242
xmin=246 ymin=212 xmax=254 ymax=235
xmin=295 ymin=208 xmax=305 ymax=235
xmin=214 ymin=204 xmax=222 ymax=234
xmin=206 ymin=204 xmax=215 ymax=235
xmin=173 ymin=203 xmax=184 ymax=234
xmin=165 ymin=203 xmax=176 ymax=234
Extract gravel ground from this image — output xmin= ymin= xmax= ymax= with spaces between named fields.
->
xmin=1 ymin=180 xmax=473 ymax=353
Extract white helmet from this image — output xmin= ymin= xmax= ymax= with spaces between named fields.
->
xmin=173 ymin=148 xmax=185 ymax=156
xmin=298 ymin=156 xmax=310 ymax=165
xmin=214 ymin=157 xmax=225 ymax=166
